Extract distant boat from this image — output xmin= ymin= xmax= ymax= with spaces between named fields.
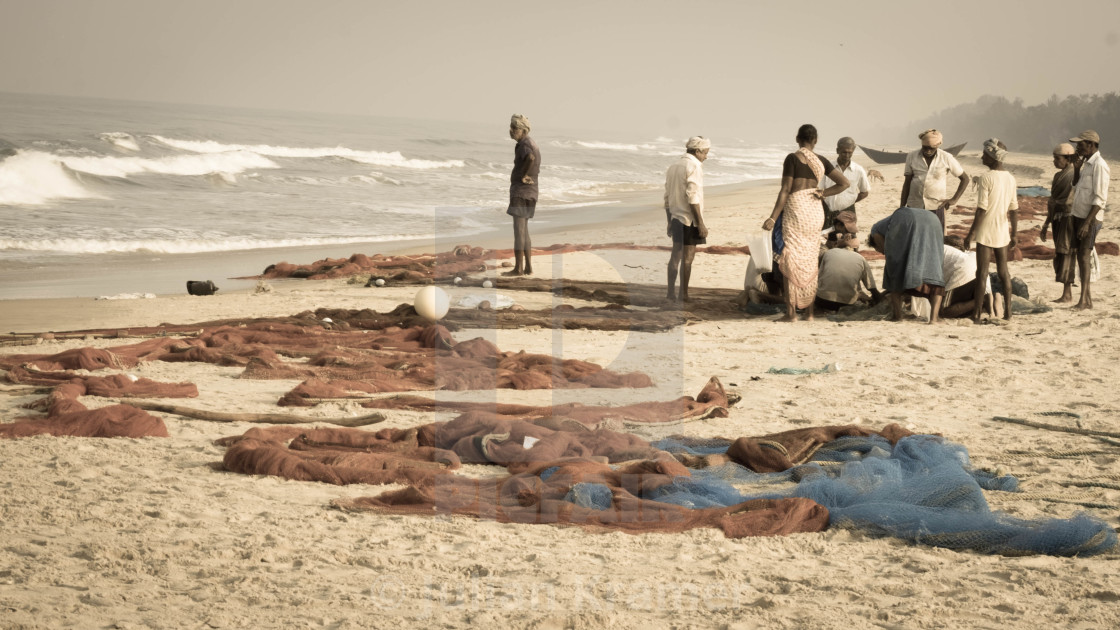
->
xmin=858 ymin=142 xmax=967 ymax=165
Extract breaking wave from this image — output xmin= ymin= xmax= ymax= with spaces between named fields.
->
xmin=151 ymin=136 xmax=464 ymax=169
xmin=0 ymin=233 xmax=423 ymax=255
xmin=0 ymin=150 xmax=98 ymax=205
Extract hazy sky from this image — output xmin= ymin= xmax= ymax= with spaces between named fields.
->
xmin=2 ymin=0 xmax=1118 ymax=141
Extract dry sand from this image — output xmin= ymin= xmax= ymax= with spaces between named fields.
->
xmin=2 ymin=149 xmax=1119 ymax=629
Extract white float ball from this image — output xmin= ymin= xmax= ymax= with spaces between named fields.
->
xmin=414 ymin=286 xmax=450 ymax=321
xmin=482 ymin=280 xmax=493 ymax=289
xmin=453 ymin=277 xmax=463 ymax=285
xmin=374 ymin=278 xmax=386 ymax=286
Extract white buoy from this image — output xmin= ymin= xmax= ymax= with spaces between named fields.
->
xmin=453 ymin=277 xmax=463 ymax=285
xmin=414 ymin=286 xmax=450 ymax=321
xmin=482 ymin=280 xmax=493 ymax=289
xmin=374 ymin=278 xmax=386 ymax=286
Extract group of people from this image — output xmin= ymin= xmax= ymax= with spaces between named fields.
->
xmin=661 ymin=125 xmax=1110 ymax=323
xmin=500 ymin=115 xmax=1110 ymax=323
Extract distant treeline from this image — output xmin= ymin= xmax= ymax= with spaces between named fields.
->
xmin=903 ymin=93 xmax=1120 ymax=154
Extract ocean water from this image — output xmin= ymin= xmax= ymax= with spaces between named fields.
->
xmin=0 ymin=92 xmax=787 ymax=299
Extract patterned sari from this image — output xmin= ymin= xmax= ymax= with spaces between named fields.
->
xmin=779 ymin=148 xmax=825 ymax=309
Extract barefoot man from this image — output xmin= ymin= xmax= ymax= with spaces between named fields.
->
xmin=506 ymin=114 xmax=540 ymax=276
xmin=963 ymin=139 xmax=1017 ymax=322
xmin=664 ymin=136 xmax=710 ymax=302
xmin=869 ymin=206 xmax=945 ymax=324
xmin=1068 ymin=130 xmax=1110 ymax=309
xmin=1039 ymin=143 xmax=1080 ymax=303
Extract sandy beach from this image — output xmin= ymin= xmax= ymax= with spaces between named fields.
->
xmin=3 ymin=149 xmax=1120 ymax=629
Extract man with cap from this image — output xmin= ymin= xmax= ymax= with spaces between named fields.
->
xmin=900 ymin=129 xmax=969 ymax=231
xmin=505 ymin=114 xmax=541 ymax=276
xmin=1039 ymin=143 xmax=1081 ymax=303
xmin=664 ymin=136 xmax=711 ymax=302
xmin=815 ymin=232 xmax=879 ymax=312
xmin=819 ymin=137 xmax=871 ymax=229
xmin=963 ymin=138 xmax=1017 ymax=322
xmin=824 ymin=210 xmax=859 ymax=248
xmin=1068 ymin=130 xmax=1110 ymax=310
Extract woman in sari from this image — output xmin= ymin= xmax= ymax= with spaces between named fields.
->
xmin=762 ymin=124 xmax=850 ymax=321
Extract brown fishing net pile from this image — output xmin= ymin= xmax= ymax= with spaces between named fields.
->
xmin=216 ymin=417 xmax=911 ymax=538
xmin=1 ymin=317 xmax=654 ymax=437
xmin=357 ymin=376 xmax=735 ymax=429
xmin=0 ymin=367 xmax=186 ymax=438
xmin=255 ymin=242 xmax=749 ymax=283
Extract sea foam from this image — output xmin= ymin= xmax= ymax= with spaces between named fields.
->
xmin=151 ymin=136 xmax=464 ymax=169
xmin=0 ymin=234 xmax=423 ymax=255
xmin=0 ymin=150 xmax=97 ymax=205
xmin=58 ymin=150 xmax=278 ymax=178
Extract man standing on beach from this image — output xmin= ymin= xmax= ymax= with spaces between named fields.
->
xmin=963 ymin=139 xmax=1017 ymax=322
xmin=664 ymin=136 xmax=710 ymax=302
xmin=1039 ymin=143 xmax=1080 ymax=303
xmin=1068 ymin=130 xmax=1110 ymax=310
xmin=820 ymin=137 xmax=871 ymax=229
xmin=506 ymin=114 xmax=541 ymax=276
xmin=900 ymin=129 xmax=969 ymax=231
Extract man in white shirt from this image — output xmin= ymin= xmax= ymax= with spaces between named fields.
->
xmin=820 ymin=137 xmax=871 ymax=229
xmin=664 ymin=136 xmax=710 ymax=302
xmin=1069 ymin=130 xmax=1110 ymax=310
xmin=900 ymin=129 xmax=969 ymax=231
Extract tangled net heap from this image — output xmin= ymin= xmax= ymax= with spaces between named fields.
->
xmin=358 ymin=376 xmax=735 ymax=428
xmin=217 ymin=417 xmax=1117 ymax=555
xmin=0 ymin=316 xmax=655 ymax=438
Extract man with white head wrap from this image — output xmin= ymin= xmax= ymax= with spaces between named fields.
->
xmin=1040 ymin=143 xmax=1080 ymax=302
xmin=664 ymin=136 xmax=710 ymax=302
xmin=900 ymin=129 xmax=969 ymax=231
xmin=505 ymin=114 xmax=541 ymax=276
xmin=963 ymin=138 xmax=1017 ymax=322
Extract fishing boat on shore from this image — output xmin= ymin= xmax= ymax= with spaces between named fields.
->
xmin=859 ymin=142 xmax=967 ymax=164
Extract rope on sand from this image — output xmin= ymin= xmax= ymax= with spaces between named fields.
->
xmin=997 ymin=491 xmax=1111 ymax=510
xmin=1061 ymin=480 xmax=1120 ymax=492
xmin=120 ymin=399 xmax=387 ymax=427
xmin=981 ymin=449 xmax=1119 ymax=462
xmin=990 ymin=415 xmax=1120 ymax=440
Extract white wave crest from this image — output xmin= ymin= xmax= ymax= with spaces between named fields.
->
xmin=574 ymin=140 xmax=658 ymax=152
xmin=151 ymin=136 xmax=464 ymax=169
xmin=98 ymin=132 xmax=140 ymax=151
xmin=59 ymin=150 xmax=277 ymax=178
xmin=0 ymin=234 xmax=424 ymax=255
xmin=0 ymin=150 xmax=97 ymax=205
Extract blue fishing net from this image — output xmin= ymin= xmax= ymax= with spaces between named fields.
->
xmin=564 ymin=482 xmax=613 ymax=511
xmin=616 ymin=434 xmax=1116 ymax=556
xmin=1017 ymin=185 xmax=1050 ymax=197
